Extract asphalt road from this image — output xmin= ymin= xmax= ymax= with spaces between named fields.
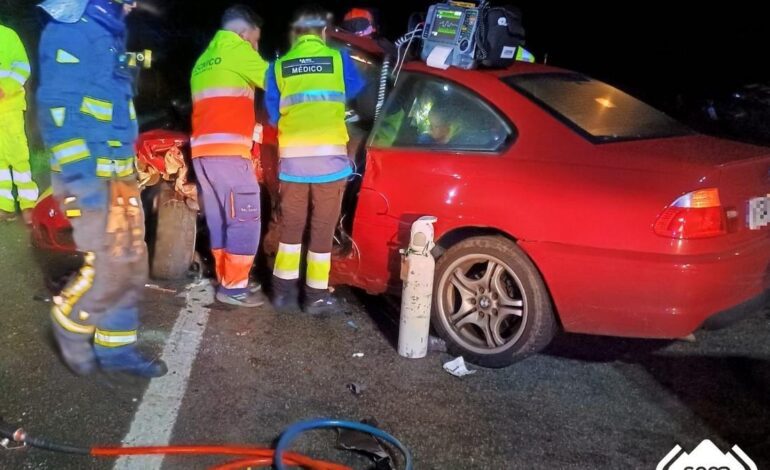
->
xmin=1 ymin=220 xmax=769 ymax=470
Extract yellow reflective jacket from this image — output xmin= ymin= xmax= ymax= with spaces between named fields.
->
xmin=274 ymin=35 xmax=348 ymax=158
xmin=0 ymin=25 xmax=31 ymax=113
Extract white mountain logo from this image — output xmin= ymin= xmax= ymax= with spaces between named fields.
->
xmin=657 ymin=440 xmax=757 ymax=470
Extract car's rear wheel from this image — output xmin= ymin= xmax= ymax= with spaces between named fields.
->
xmin=150 ymin=183 xmax=197 ymax=280
xmin=432 ymin=236 xmax=557 ymax=368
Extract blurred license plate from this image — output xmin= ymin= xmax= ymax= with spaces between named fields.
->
xmin=748 ymin=196 xmax=770 ymax=230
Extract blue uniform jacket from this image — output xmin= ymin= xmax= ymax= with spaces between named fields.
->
xmin=37 ymin=7 xmax=137 ymax=208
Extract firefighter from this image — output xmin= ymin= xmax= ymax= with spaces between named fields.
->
xmin=341 ymin=7 xmax=397 ymax=57
xmin=36 ymin=0 xmax=166 ymax=377
xmin=190 ymin=5 xmax=269 ymax=308
xmin=0 ymin=23 xmax=38 ymax=223
xmin=341 ymin=8 xmax=377 ymax=37
xmin=265 ymin=7 xmax=365 ymax=315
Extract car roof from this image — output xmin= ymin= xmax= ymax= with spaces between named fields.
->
xmin=326 ymin=30 xmax=574 ymax=80
xmin=328 ymin=28 xmax=386 ymax=57
xmin=402 ymin=60 xmax=575 ymax=81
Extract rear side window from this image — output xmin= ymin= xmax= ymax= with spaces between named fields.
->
xmin=371 ymin=73 xmax=513 ymax=153
xmin=505 ymin=73 xmax=692 ymax=143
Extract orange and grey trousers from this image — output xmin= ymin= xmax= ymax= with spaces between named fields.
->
xmin=193 ymin=157 xmax=261 ymax=295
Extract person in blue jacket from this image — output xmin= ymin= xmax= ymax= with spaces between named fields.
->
xmin=37 ymin=0 xmax=167 ymax=378
xmin=264 ymin=7 xmax=366 ymax=315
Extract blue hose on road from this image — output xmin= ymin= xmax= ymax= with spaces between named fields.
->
xmin=274 ymin=419 xmax=413 ymax=470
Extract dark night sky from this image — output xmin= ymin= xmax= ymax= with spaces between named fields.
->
xmin=1 ymin=0 xmax=769 ymax=111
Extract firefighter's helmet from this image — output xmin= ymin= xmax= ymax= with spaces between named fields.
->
xmin=39 ymin=0 xmax=135 ymax=23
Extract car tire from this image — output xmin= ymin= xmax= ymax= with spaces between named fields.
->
xmin=432 ymin=236 xmax=557 ymax=368
xmin=150 ymin=183 xmax=197 ymax=280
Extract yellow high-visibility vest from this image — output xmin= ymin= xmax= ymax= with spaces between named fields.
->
xmin=275 ymin=35 xmax=349 ymax=158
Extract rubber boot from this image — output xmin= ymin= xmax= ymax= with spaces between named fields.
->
xmin=271 ymin=276 xmax=300 ymax=313
xmin=96 ymin=346 xmax=168 ymax=378
xmin=303 ymin=288 xmax=340 ymax=316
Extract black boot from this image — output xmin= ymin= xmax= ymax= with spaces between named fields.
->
xmin=271 ymin=277 xmax=300 ymax=313
xmin=303 ymin=288 xmax=341 ymax=316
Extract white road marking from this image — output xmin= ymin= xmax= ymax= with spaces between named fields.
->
xmin=113 ymin=280 xmax=214 ymax=470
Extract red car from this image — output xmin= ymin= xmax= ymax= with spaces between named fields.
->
xmin=33 ymin=35 xmax=770 ymax=367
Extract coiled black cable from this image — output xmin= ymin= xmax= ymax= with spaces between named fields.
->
xmin=374 ymin=56 xmax=392 ymax=121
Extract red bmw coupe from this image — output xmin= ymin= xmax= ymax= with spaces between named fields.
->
xmin=32 ymin=33 xmax=770 ymax=367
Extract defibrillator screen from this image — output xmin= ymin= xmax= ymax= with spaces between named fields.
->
xmin=430 ymin=8 xmax=463 ymax=41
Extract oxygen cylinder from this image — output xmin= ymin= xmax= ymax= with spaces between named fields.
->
xmin=398 ymin=216 xmax=438 ymax=359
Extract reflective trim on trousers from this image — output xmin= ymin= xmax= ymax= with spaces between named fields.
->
xmin=54 ymin=252 xmax=96 ymax=318
xmin=279 ymin=145 xmax=348 ymax=159
xmin=191 ymin=133 xmax=253 ymax=148
xmin=11 ymin=170 xmax=33 ymax=184
xmin=306 ymin=251 xmax=332 ymax=290
xmin=279 ymin=90 xmax=346 ymax=110
xmin=96 ymin=157 xmax=135 ymax=178
xmin=94 ymin=329 xmax=138 ymax=348
xmin=51 ymin=305 xmax=95 ymax=335
xmin=193 ymin=87 xmax=255 ymax=102
xmin=80 ymin=97 xmax=114 ymax=122
xmin=17 ymin=188 xmax=39 ymax=202
xmin=52 ymin=139 xmax=90 ymax=165
xmin=0 ymin=189 xmax=14 ymax=200
xmin=0 ymin=169 xmax=11 ymax=181
xmin=274 ymin=243 xmax=302 ymax=280
xmin=51 ymin=250 xmax=97 ymax=336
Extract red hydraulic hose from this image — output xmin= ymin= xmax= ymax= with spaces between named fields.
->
xmin=210 ymin=457 xmax=273 ymax=469
xmin=91 ymin=446 xmax=352 ymax=470
xmin=210 ymin=458 xmax=353 ymax=470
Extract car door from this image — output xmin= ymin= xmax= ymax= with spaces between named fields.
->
xmin=350 ymin=72 xmax=516 ymax=291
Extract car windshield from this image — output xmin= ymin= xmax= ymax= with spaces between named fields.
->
xmin=504 ymin=73 xmax=692 ymax=143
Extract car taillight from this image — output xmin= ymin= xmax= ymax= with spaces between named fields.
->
xmin=654 ymin=188 xmax=727 ymax=239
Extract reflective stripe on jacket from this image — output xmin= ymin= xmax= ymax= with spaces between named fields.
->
xmin=273 ymin=35 xmax=348 ymax=159
xmin=36 ymin=8 xmax=138 ymax=205
xmin=190 ymin=30 xmax=268 ymax=159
